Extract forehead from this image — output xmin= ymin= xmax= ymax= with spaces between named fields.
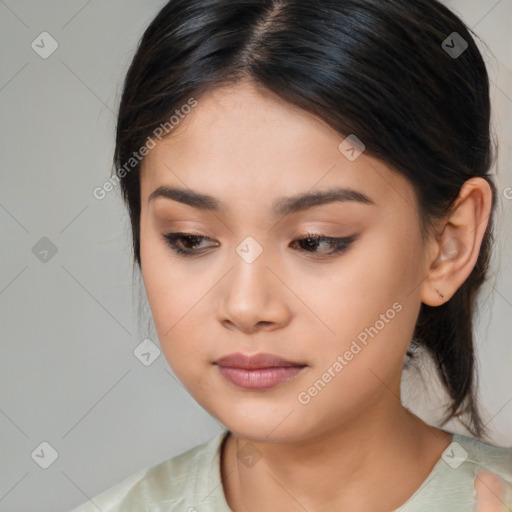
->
xmin=139 ymin=81 xmax=416 ymax=217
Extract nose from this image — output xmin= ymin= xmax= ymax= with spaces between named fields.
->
xmin=216 ymin=244 xmax=292 ymax=334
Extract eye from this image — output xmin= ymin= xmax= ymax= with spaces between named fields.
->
xmin=290 ymin=230 xmax=357 ymax=257
xmin=161 ymin=231 xmax=357 ymax=258
xmin=162 ymin=232 xmax=218 ymax=256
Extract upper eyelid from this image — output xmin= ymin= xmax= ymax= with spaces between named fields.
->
xmin=163 ymin=231 xmax=356 ymax=247
xmin=165 ymin=230 xmax=337 ymax=240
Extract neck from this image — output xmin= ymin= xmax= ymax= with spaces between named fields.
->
xmin=221 ymin=400 xmax=452 ymax=511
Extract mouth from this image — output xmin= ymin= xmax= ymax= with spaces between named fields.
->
xmin=213 ymin=352 xmax=307 ymax=390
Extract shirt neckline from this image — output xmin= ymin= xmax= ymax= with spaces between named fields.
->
xmin=211 ymin=429 xmax=456 ymax=511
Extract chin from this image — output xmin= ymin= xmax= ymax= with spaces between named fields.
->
xmin=215 ymin=408 xmax=308 ymax=444
xmin=228 ymin=424 xmax=289 ymax=443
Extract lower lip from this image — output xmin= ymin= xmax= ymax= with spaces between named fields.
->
xmin=216 ymin=365 xmax=305 ymax=390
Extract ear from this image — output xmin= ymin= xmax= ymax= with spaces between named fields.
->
xmin=420 ymin=177 xmax=493 ymax=306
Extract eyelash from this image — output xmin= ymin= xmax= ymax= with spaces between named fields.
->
xmin=161 ymin=230 xmax=357 ymax=258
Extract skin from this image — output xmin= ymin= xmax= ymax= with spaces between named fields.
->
xmin=138 ymin=80 xmax=505 ymax=511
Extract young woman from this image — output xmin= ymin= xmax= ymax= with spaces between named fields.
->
xmin=72 ymin=0 xmax=511 ymax=510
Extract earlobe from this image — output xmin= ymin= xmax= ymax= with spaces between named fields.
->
xmin=420 ymin=177 xmax=493 ymax=307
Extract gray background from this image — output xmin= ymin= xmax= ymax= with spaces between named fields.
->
xmin=0 ymin=1 xmax=510 ymax=511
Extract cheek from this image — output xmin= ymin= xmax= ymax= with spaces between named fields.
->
xmin=140 ymin=234 xmax=196 ymax=362
xmin=140 ymin=227 xmax=198 ymax=323
xmin=301 ymin=236 xmax=417 ymax=329
xmin=295 ymin=234 xmax=422 ymax=378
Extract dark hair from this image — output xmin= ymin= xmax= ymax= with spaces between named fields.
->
xmin=113 ymin=0 xmax=498 ymax=439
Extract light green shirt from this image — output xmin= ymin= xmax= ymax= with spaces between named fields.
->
xmin=70 ymin=430 xmax=512 ymax=511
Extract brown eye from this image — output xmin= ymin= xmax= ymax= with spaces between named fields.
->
xmin=290 ymin=232 xmax=357 ymax=257
xmin=162 ymin=233 xmax=217 ymax=255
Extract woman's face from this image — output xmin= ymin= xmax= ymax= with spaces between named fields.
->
xmin=139 ymin=80 xmax=434 ymax=443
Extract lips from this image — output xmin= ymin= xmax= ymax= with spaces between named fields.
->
xmin=214 ymin=352 xmax=306 ymax=369
xmin=213 ymin=352 xmax=307 ymax=390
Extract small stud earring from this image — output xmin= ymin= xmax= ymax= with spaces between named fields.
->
xmin=436 ymin=288 xmax=445 ymax=300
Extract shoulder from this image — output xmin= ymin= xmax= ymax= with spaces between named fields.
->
xmin=69 ymin=429 xmax=230 ymax=512
xmin=397 ymin=433 xmax=512 ymax=512
xmin=452 ymin=433 xmax=512 ymax=482
xmin=451 ymin=433 xmax=512 ymax=509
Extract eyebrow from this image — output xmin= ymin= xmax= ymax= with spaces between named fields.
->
xmin=148 ymin=185 xmax=375 ymax=216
